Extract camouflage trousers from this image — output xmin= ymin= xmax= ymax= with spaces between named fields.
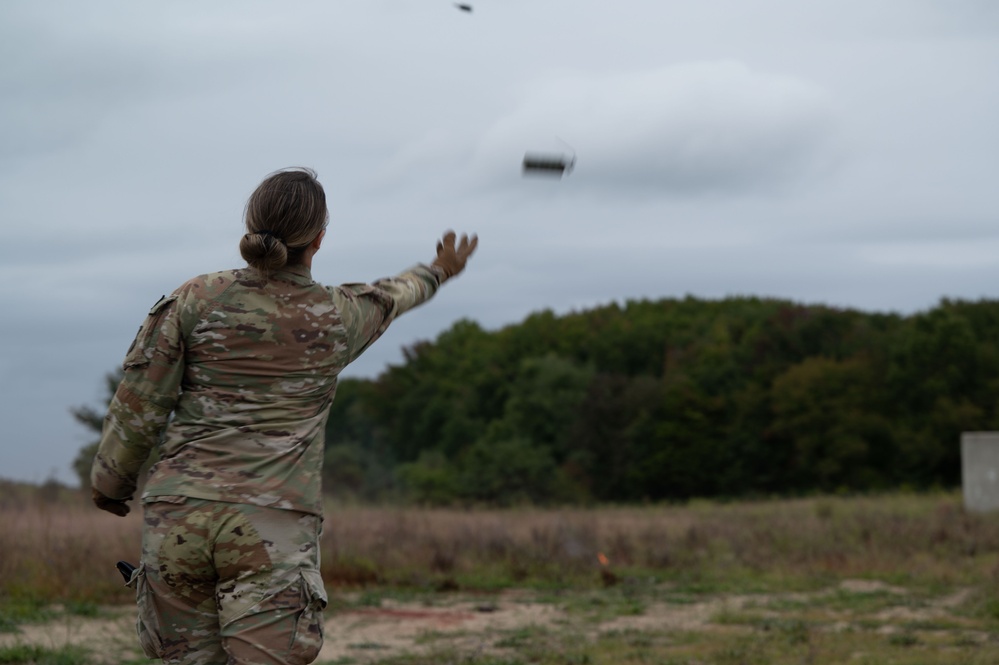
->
xmin=132 ymin=498 xmax=327 ymax=665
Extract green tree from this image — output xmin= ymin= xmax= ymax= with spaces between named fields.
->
xmin=771 ymin=357 xmax=892 ymax=491
xmin=885 ymin=303 xmax=995 ymax=486
xmin=565 ymin=374 xmax=663 ymax=500
xmin=397 ymin=450 xmax=461 ymax=505
xmin=323 ymin=378 xmax=398 ymax=499
xmin=456 ymin=437 xmax=563 ymax=505
xmin=499 ymin=354 xmax=594 ymax=455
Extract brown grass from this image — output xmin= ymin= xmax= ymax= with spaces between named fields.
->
xmin=0 ymin=498 xmax=141 ymax=605
xmin=3 ymin=485 xmax=999 ymax=606
xmin=319 ymin=493 xmax=999 ymax=591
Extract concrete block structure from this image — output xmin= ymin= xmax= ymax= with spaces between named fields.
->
xmin=961 ymin=432 xmax=999 ymax=513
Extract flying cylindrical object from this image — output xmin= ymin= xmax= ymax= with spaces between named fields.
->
xmin=522 ymin=152 xmax=576 ymax=177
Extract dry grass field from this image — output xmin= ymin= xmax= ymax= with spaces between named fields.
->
xmin=3 ymin=483 xmax=999 ymax=664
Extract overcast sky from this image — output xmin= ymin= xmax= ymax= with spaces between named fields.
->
xmin=2 ymin=0 xmax=998 ymax=486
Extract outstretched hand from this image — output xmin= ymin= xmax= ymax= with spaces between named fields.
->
xmin=92 ymin=488 xmax=131 ymax=517
xmin=432 ymin=230 xmax=478 ymax=281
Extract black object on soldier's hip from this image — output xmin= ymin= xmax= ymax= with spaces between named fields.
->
xmin=116 ymin=560 xmax=137 ymax=585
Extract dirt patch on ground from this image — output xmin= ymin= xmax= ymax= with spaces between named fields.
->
xmin=0 ymin=594 xmax=564 ymax=663
xmin=0 ymin=581 xmax=978 ymax=664
xmin=321 ymin=595 xmax=561 ymax=661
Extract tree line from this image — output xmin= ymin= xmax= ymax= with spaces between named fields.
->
xmin=75 ymin=295 xmax=999 ymax=504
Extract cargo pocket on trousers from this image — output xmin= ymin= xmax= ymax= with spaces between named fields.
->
xmin=289 ymin=569 xmax=328 ymax=665
xmin=133 ymin=564 xmax=164 ymax=659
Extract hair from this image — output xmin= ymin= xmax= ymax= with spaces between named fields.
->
xmin=239 ymin=167 xmax=328 ymax=274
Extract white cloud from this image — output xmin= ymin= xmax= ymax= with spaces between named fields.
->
xmin=856 ymin=239 xmax=999 ymax=270
xmin=465 ymin=61 xmax=842 ymax=196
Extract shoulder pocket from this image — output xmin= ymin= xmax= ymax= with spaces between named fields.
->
xmin=123 ymin=295 xmax=179 ymax=370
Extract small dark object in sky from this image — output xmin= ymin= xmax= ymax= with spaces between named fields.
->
xmin=455 ymin=3 xmax=472 ymax=11
xmin=523 ymin=152 xmax=576 ymax=177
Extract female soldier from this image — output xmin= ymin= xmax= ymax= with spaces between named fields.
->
xmin=90 ymin=167 xmax=478 ymax=664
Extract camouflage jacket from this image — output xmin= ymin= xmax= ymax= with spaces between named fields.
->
xmin=90 ymin=263 xmax=443 ymax=516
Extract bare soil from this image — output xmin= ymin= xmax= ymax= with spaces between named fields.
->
xmin=0 ymin=581 xmax=980 ymax=664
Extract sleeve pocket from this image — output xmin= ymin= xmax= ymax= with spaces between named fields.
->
xmin=123 ymin=295 xmax=178 ymax=370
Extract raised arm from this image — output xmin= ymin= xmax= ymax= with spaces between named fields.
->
xmin=330 ymin=231 xmax=478 ymax=364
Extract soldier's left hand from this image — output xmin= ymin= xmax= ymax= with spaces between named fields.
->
xmin=92 ymin=488 xmax=132 ymax=517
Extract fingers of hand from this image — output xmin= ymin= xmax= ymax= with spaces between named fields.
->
xmin=433 ymin=231 xmax=476 ymax=279
xmin=458 ymin=234 xmax=478 ymax=259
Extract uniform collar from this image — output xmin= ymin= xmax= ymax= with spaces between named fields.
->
xmin=273 ymin=263 xmax=314 ymax=285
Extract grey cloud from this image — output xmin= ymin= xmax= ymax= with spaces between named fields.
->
xmin=1 ymin=42 xmax=147 ymax=158
xmin=466 ymin=61 xmax=841 ymax=197
xmin=0 ymin=2 xmax=312 ymax=165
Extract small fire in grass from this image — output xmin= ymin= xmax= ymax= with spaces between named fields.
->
xmin=597 ymin=552 xmax=618 ymax=586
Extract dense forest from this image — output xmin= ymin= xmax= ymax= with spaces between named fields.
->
xmin=75 ymin=296 xmax=999 ymax=505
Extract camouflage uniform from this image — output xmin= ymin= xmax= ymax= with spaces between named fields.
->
xmin=92 ymin=263 xmax=443 ymax=664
